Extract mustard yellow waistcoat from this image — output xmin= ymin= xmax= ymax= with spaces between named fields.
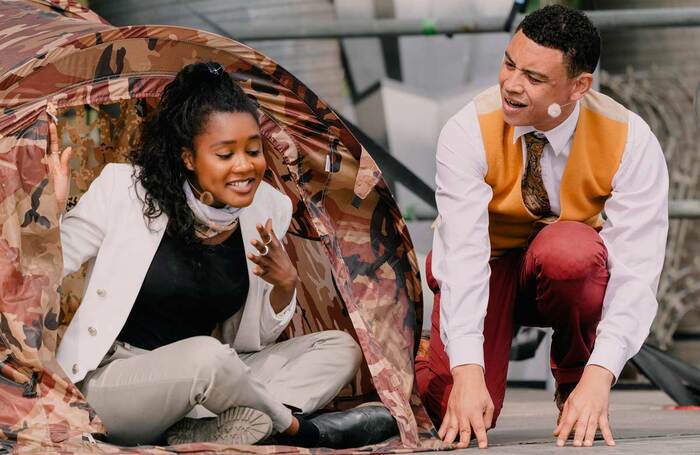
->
xmin=473 ymin=85 xmax=628 ymax=259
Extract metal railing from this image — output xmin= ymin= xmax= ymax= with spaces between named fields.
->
xmin=669 ymin=200 xmax=700 ymax=219
xmin=188 ymin=7 xmax=700 ymax=41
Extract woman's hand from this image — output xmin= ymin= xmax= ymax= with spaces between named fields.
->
xmin=47 ymin=122 xmax=73 ymax=213
xmin=247 ymin=218 xmax=299 ymax=313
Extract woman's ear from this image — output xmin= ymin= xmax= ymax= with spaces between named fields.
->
xmin=181 ymin=148 xmax=195 ymax=172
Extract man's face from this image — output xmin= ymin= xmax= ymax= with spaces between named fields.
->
xmin=498 ymin=30 xmax=578 ymax=130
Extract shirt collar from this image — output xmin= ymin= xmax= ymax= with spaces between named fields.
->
xmin=512 ymin=101 xmax=580 ymax=156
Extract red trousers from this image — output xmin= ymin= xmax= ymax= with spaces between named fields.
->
xmin=416 ymin=221 xmax=609 ymax=426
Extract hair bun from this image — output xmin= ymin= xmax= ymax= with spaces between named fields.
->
xmin=178 ymin=61 xmax=227 ymax=89
xmin=205 ymin=62 xmax=224 ymax=76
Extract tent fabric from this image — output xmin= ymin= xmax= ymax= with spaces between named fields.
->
xmin=0 ymin=0 xmax=445 ymax=452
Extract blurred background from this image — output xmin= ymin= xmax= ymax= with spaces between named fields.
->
xmin=79 ymin=0 xmax=700 ymax=390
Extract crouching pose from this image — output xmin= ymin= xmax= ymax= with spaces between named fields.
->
xmin=50 ymin=62 xmax=397 ymax=448
xmin=416 ymin=5 xmax=668 ymax=450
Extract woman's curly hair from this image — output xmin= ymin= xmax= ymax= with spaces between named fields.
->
xmin=129 ymin=61 xmax=259 ymax=247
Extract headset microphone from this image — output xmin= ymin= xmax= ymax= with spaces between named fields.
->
xmin=547 ymin=101 xmax=577 ymax=118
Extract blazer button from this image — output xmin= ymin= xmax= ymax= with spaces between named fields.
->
xmin=88 ymin=327 xmax=97 ymax=336
xmin=72 ymin=364 xmax=79 ymax=374
xmin=96 ymin=289 xmax=106 ymax=297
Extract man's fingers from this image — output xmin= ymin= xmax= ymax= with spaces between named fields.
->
xmin=483 ymin=404 xmax=495 ymax=430
xmin=553 ymin=402 xmax=567 ymax=436
xmin=471 ymin=419 xmax=488 ymax=449
xmin=553 ymin=404 xmax=565 ymax=437
xmin=455 ymin=416 xmax=472 ymax=448
xmin=458 ymin=429 xmax=471 ymax=449
xmin=556 ymin=412 xmax=575 ymax=447
xmin=437 ymin=415 xmax=450 ymax=440
xmin=599 ymin=414 xmax=616 ymax=447
xmin=572 ymin=413 xmax=589 ymax=447
xmin=438 ymin=412 xmax=464 ymax=445
xmin=443 ymin=426 xmax=459 ymax=445
xmin=583 ymin=415 xmax=597 ymax=447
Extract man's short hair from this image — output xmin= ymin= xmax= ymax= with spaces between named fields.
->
xmin=516 ymin=5 xmax=600 ymax=77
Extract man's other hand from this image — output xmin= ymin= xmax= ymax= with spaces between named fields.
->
xmin=554 ymin=365 xmax=616 ymax=447
xmin=438 ymin=364 xmax=494 ymax=449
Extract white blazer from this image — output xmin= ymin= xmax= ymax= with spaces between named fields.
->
xmin=56 ymin=163 xmax=296 ymax=383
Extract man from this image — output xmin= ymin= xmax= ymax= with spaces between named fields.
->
xmin=416 ymin=5 xmax=668 ymax=449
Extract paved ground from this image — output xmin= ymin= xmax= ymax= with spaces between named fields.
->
xmin=453 ymin=389 xmax=700 ymax=454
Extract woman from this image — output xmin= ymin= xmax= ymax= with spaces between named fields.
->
xmin=49 ymin=62 xmax=396 ymax=448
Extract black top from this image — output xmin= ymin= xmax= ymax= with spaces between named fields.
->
xmin=117 ymin=228 xmax=249 ymax=350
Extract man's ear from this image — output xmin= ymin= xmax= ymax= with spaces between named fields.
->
xmin=181 ymin=148 xmax=195 ymax=172
xmin=570 ymin=72 xmax=593 ymax=102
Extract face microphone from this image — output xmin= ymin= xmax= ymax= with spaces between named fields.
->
xmin=547 ymin=100 xmax=577 ymax=118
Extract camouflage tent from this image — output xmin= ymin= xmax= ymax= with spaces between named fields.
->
xmin=0 ymin=0 xmax=444 ymax=453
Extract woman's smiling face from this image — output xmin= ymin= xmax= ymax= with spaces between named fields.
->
xmin=182 ymin=110 xmax=266 ymax=208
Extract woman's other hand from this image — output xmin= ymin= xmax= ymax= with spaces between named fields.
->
xmin=47 ymin=121 xmax=73 ymax=213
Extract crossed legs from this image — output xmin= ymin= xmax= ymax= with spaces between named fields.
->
xmin=80 ymin=330 xmax=361 ymax=445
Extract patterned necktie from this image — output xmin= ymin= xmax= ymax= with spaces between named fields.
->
xmin=521 ymin=132 xmax=552 ymax=217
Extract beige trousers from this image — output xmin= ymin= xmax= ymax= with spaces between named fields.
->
xmin=78 ymin=330 xmax=362 ymax=446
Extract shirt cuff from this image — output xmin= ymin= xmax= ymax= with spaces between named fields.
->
xmin=265 ymin=289 xmax=296 ymax=322
xmin=586 ymin=338 xmax=628 ymax=382
xmin=445 ymin=334 xmax=484 ymax=371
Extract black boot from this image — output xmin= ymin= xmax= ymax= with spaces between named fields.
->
xmin=308 ymin=405 xmax=399 ymax=449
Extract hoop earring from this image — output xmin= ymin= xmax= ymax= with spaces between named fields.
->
xmin=199 ymin=190 xmax=214 ymax=206
xmin=187 ymin=179 xmax=215 ymax=206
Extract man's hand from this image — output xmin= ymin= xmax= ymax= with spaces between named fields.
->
xmin=438 ymin=364 xmax=494 ymax=449
xmin=554 ymin=365 xmax=616 ymax=447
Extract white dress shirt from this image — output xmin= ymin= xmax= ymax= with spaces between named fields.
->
xmin=432 ymin=98 xmax=669 ymax=380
